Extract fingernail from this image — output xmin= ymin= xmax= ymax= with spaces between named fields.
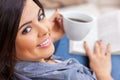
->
xmin=56 ymin=8 xmax=59 ymax=12
xmin=60 ymin=14 xmax=63 ymax=17
xmin=99 ymin=40 xmax=102 ymax=42
xmin=55 ymin=8 xmax=57 ymax=11
xmin=96 ymin=41 xmax=98 ymax=43
xmin=107 ymin=43 xmax=110 ymax=46
xmin=84 ymin=41 xmax=86 ymax=44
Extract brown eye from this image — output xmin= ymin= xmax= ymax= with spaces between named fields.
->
xmin=38 ymin=14 xmax=44 ymax=21
xmin=22 ymin=27 xmax=31 ymax=34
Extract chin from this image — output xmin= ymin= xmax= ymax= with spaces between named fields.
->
xmin=44 ymin=45 xmax=55 ymax=58
xmin=49 ymin=46 xmax=55 ymax=56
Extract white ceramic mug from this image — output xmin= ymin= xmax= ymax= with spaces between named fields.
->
xmin=62 ymin=12 xmax=96 ymax=41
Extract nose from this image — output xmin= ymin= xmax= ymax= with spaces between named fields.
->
xmin=33 ymin=21 xmax=49 ymax=37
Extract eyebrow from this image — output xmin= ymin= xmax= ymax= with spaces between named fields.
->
xmin=19 ymin=8 xmax=41 ymax=30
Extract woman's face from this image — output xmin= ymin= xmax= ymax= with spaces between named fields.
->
xmin=15 ymin=0 xmax=54 ymax=61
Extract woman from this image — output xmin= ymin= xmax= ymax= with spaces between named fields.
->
xmin=0 ymin=0 xmax=113 ymax=80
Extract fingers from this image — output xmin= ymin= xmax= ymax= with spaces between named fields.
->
xmin=94 ymin=41 xmax=100 ymax=56
xmin=49 ymin=9 xmax=63 ymax=28
xmin=96 ymin=40 xmax=111 ymax=57
xmin=50 ymin=9 xmax=62 ymax=22
xmin=94 ymin=40 xmax=105 ymax=56
xmin=99 ymin=40 xmax=105 ymax=55
xmin=54 ymin=10 xmax=63 ymax=25
xmin=50 ymin=9 xmax=59 ymax=21
xmin=84 ymin=41 xmax=94 ymax=60
xmin=106 ymin=43 xmax=111 ymax=57
xmin=84 ymin=40 xmax=111 ymax=57
xmin=55 ymin=15 xmax=63 ymax=27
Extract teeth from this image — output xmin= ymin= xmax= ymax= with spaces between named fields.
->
xmin=39 ymin=38 xmax=50 ymax=47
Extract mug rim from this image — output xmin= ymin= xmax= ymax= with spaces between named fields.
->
xmin=61 ymin=11 xmax=95 ymax=24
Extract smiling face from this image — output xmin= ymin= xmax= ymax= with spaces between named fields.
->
xmin=15 ymin=0 xmax=54 ymax=62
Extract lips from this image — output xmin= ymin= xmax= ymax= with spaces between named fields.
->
xmin=37 ymin=38 xmax=51 ymax=48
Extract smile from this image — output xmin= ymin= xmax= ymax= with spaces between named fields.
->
xmin=37 ymin=38 xmax=51 ymax=48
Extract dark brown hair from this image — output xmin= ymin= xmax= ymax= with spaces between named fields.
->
xmin=0 ymin=0 xmax=44 ymax=79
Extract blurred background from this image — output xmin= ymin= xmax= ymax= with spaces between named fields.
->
xmin=39 ymin=0 xmax=120 ymax=17
xmin=40 ymin=0 xmax=120 ymax=9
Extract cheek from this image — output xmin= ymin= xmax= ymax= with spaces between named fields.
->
xmin=45 ymin=20 xmax=52 ymax=30
xmin=16 ymin=35 xmax=37 ymax=51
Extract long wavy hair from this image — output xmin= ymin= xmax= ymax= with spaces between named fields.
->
xmin=0 ymin=0 xmax=44 ymax=79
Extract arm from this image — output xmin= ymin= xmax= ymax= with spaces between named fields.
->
xmin=84 ymin=40 xmax=113 ymax=80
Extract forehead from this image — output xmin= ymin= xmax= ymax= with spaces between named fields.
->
xmin=19 ymin=0 xmax=40 ymax=27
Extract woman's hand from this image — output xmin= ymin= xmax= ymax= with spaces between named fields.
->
xmin=49 ymin=9 xmax=65 ymax=42
xmin=84 ymin=40 xmax=113 ymax=80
